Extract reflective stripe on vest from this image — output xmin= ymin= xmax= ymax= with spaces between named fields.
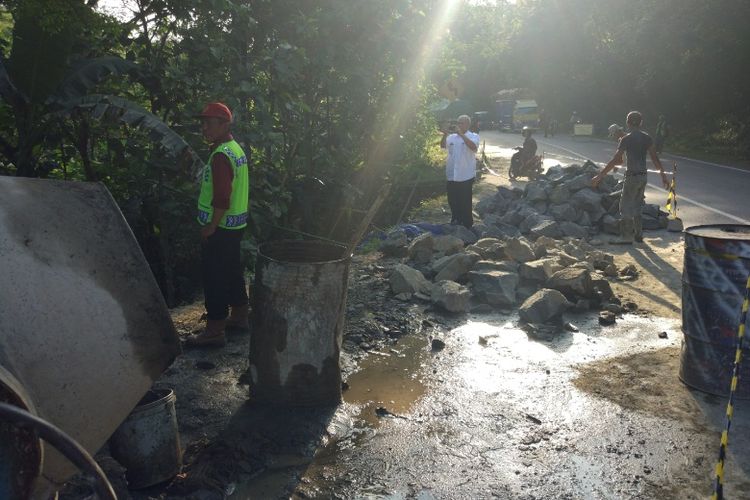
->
xmin=196 ymin=140 xmax=249 ymax=230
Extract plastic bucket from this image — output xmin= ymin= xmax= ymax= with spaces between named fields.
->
xmin=250 ymin=240 xmax=351 ymax=406
xmin=109 ymin=388 xmax=181 ymax=488
xmin=680 ymin=224 xmax=750 ymax=398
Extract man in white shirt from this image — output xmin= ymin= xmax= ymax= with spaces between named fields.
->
xmin=441 ymin=114 xmax=479 ymax=228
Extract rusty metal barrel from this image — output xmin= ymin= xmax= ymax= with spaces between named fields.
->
xmin=249 ymin=240 xmax=351 ymax=406
xmin=680 ymin=224 xmax=750 ymax=398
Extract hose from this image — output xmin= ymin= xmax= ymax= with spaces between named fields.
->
xmin=0 ymin=402 xmax=117 ymax=500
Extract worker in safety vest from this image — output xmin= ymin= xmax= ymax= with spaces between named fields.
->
xmin=184 ymin=102 xmax=250 ymax=347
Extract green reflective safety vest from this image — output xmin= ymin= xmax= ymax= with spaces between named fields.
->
xmin=197 ymin=140 xmax=249 ymax=230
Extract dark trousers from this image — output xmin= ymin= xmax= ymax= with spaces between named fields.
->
xmin=201 ymin=228 xmax=248 ymax=320
xmin=446 ymin=178 xmax=474 ymax=228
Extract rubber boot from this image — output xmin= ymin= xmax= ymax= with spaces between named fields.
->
xmin=633 ymin=216 xmax=643 ymax=242
xmin=226 ymin=303 xmax=250 ymax=334
xmin=184 ymin=319 xmax=226 ymax=347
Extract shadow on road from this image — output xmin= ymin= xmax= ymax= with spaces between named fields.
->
xmin=618 ymin=242 xmax=683 ymax=316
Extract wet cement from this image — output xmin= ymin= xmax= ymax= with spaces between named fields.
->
xmin=233 ymin=312 xmax=750 ymax=499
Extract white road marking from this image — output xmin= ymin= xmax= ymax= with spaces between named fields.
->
xmin=646 ymin=184 xmax=750 ymax=224
xmin=663 ymin=153 xmax=750 ymax=174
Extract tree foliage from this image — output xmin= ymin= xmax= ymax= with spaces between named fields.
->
xmin=1 ymin=0 xmax=748 ymax=303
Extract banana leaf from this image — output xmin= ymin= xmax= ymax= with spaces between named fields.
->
xmin=48 ymin=57 xmax=142 ymax=107
xmin=53 ymin=94 xmax=202 ymax=174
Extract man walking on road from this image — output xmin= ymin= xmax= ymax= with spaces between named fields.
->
xmin=185 ymin=102 xmax=250 ymax=347
xmin=592 ymin=111 xmax=669 ymax=244
xmin=441 ymin=114 xmax=479 ymax=228
xmin=654 ymin=114 xmax=669 ymax=155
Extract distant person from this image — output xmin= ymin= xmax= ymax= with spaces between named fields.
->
xmin=547 ymin=118 xmax=557 ymax=137
xmin=441 ymin=114 xmax=479 ymax=228
xmin=608 ymin=123 xmax=625 ymax=140
xmin=570 ymin=111 xmax=581 ymax=134
xmin=184 ymin=102 xmax=250 ymax=347
xmin=654 ymin=114 xmax=669 ymax=155
xmin=591 ymin=111 xmax=669 ymax=244
xmin=539 ymin=108 xmax=549 ymax=136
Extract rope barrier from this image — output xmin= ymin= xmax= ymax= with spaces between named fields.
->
xmin=710 ymin=274 xmax=750 ymax=500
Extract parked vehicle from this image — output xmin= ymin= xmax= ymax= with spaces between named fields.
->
xmin=472 ymin=111 xmax=488 ymax=132
xmin=494 ymin=89 xmax=539 ymax=131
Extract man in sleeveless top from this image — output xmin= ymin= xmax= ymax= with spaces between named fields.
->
xmin=592 ymin=111 xmax=669 ymax=244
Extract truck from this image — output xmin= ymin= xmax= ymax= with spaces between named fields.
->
xmin=495 ymin=98 xmax=539 ymax=131
xmin=494 ymin=88 xmax=539 ymax=131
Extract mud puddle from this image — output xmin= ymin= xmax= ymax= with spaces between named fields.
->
xmin=343 ymin=333 xmax=431 ymax=426
xmin=231 ymin=312 xmax=750 ymax=499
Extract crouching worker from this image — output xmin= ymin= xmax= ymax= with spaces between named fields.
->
xmin=592 ymin=111 xmax=669 ymax=244
xmin=185 ymin=102 xmax=250 ymax=347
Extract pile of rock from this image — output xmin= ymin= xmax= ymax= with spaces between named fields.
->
xmin=379 ymin=162 xmax=669 ymax=331
xmin=473 ymin=161 xmax=671 ymax=239
xmin=387 ymin=230 xmax=632 ymax=330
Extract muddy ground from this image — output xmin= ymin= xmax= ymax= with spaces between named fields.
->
xmin=61 ymin=154 xmax=750 ymax=500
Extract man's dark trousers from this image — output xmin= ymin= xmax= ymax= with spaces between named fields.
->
xmin=201 ymin=228 xmax=248 ymax=320
xmin=447 ymin=178 xmax=474 ymax=228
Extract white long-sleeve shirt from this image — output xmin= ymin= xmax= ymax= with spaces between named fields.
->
xmin=445 ymin=131 xmax=479 ymax=182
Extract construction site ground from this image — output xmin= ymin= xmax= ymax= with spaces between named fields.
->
xmin=61 ymin=151 xmax=750 ymax=500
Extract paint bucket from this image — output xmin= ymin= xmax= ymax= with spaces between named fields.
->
xmin=680 ymin=225 xmax=750 ymax=398
xmin=108 ymin=388 xmax=181 ymax=488
xmin=250 ymin=240 xmax=351 ymax=406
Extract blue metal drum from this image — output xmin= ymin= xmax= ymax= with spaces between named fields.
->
xmin=680 ymin=225 xmax=750 ymax=398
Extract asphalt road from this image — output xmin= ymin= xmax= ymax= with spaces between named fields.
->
xmin=480 ymin=130 xmax=750 ymax=228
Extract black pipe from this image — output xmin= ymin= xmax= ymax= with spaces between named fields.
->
xmin=0 ymin=402 xmax=117 ymax=500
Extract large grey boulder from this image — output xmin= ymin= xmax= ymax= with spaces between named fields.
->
xmin=466 ymin=238 xmax=506 ymax=260
xmin=494 ymin=222 xmax=523 ymax=238
xmin=642 ymin=214 xmax=667 ymax=230
xmin=578 ymin=211 xmax=592 ymax=227
xmin=549 ymin=203 xmax=579 ymax=222
xmin=501 ymin=205 xmax=537 ymax=226
xmin=571 ymin=188 xmax=603 ymax=213
xmin=390 ymin=264 xmax=433 ymax=295
xmin=519 ymin=288 xmax=570 ymax=324
xmin=601 ymin=214 xmax=621 ymax=235
xmin=474 ymin=260 xmax=519 ymax=273
xmin=520 ymin=213 xmax=552 ymax=234
xmin=433 ymin=251 xmax=480 ymax=282
xmin=533 ymin=235 xmax=559 ymax=258
xmin=474 ymin=224 xmax=512 ymax=240
xmin=559 ymin=221 xmax=588 ymax=239
xmin=591 ymin=275 xmax=615 ymax=303
xmin=433 ymin=234 xmax=465 ymax=255
xmin=561 ymin=174 xmax=592 ymax=193
xmin=530 ymin=219 xmax=562 ymax=239
xmin=519 ymin=258 xmax=564 ymax=283
xmin=431 ymin=280 xmax=470 ymax=313
xmin=524 ymin=183 xmax=548 ymax=203
xmin=446 ymin=224 xmax=479 ymax=245
xmin=380 ymin=230 xmax=408 ymax=257
xmin=467 ymin=270 xmax=519 ymax=307
xmin=407 ymin=232 xmax=434 ymax=264
xmin=546 ymin=267 xmax=593 ymax=300
xmin=504 ymin=237 xmax=536 ymax=262
xmin=588 ymin=250 xmax=614 ymax=271
xmin=548 ymin=185 xmax=571 ymax=205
